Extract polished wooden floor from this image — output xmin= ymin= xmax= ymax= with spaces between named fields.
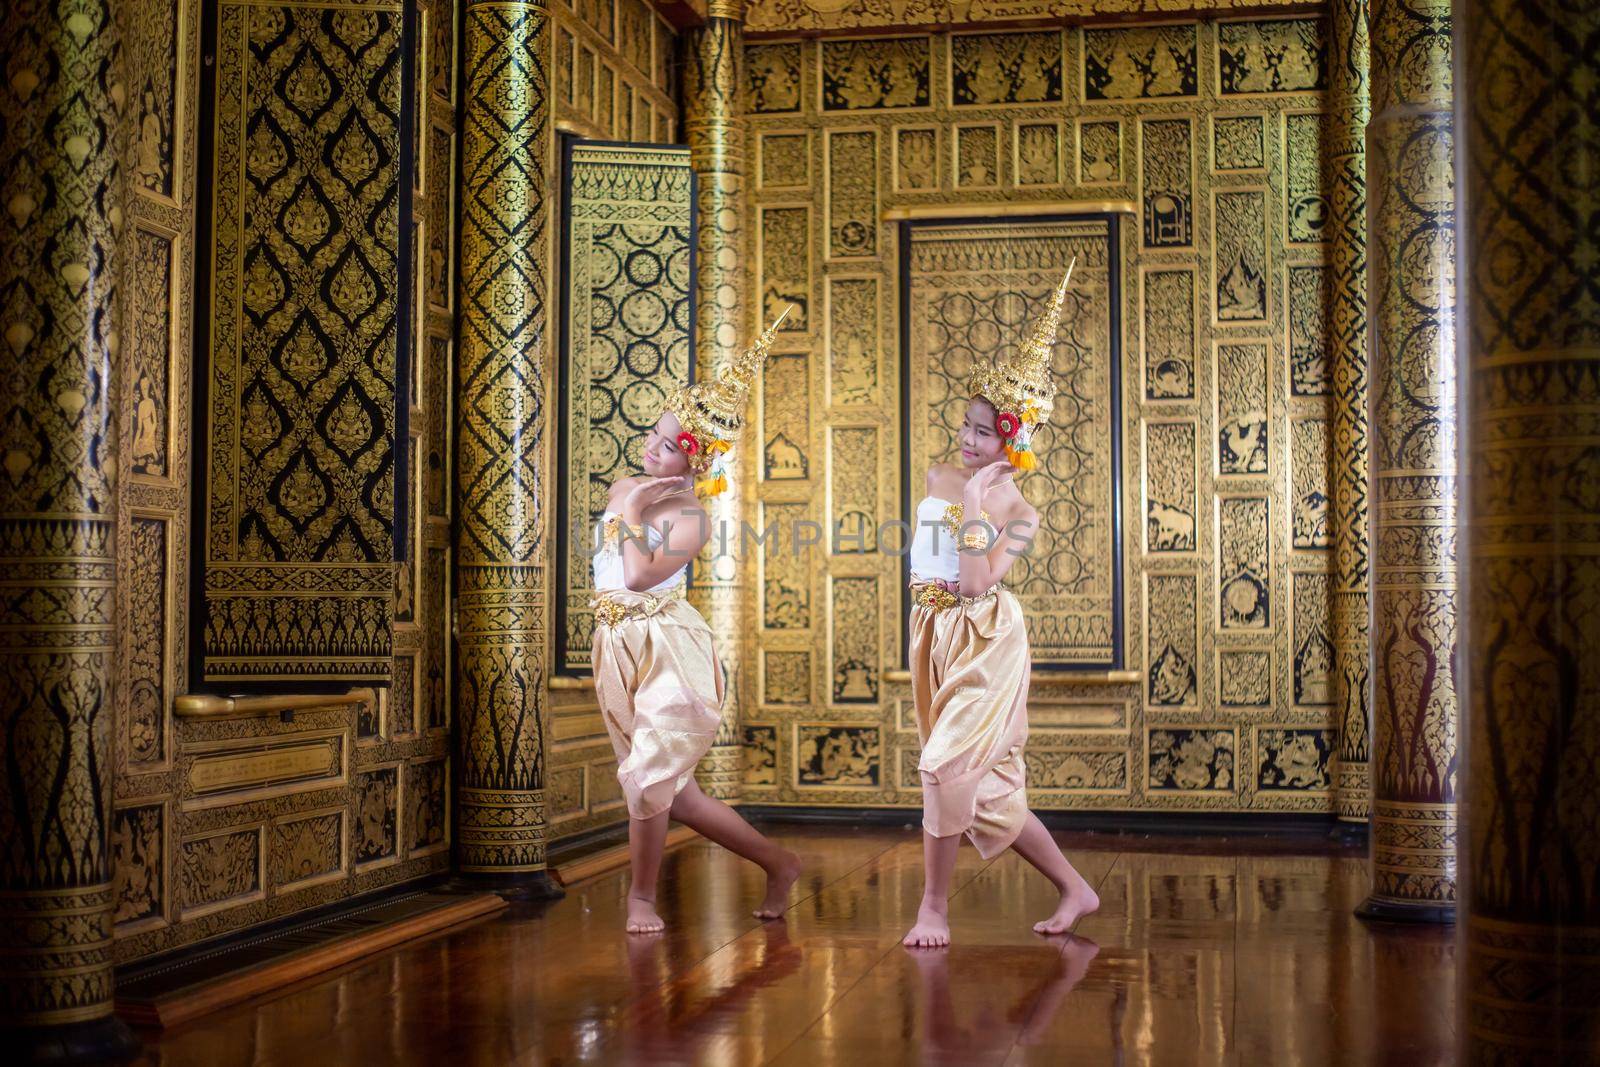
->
xmin=132 ymin=824 xmax=1456 ymax=1066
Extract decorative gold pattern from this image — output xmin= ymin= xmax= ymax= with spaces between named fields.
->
xmin=827 ymin=129 xmax=878 ymax=258
xmin=1218 ymin=19 xmax=1326 ymax=95
xmin=1461 ymin=0 xmax=1600 ymax=1051
xmin=0 ymin=0 xmax=124 ymax=1028
xmin=200 ymin=1 xmax=402 ymax=685
xmin=1145 ymin=420 xmax=1198 ymax=553
xmin=1365 ymin=0 xmax=1458 ymax=913
xmin=455 ymin=0 xmax=555 ymax=873
xmin=1290 ymin=418 xmax=1330 ymax=549
xmin=951 ymin=31 xmax=1062 ymax=107
xmin=1216 ymin=341 xmax=1270 ymax=475
xmin=745 ymin=0 xmax=1305 ymax=35
xmin=1146 ymin=574 xmax=1199 ymax=707
xmin=822 ymin=37 xmax=931 ymax=111
xmin=1326 ymin=0 xmax=1372 ymax=822
xmin=830 ymin=577 xmax=880 ymax=703
xmin=1084 ymin=25 xmax=1197 ymax=100
xmin=1140 ymin=117 xmax=1193 ymax=247
xmin=1219 ymin=496 xmax=1271 ymax=630
xmin=1212 ymin=113 xmax=1265 ymax=172
xmin=1213 ymin=188 xmax=1269 ymax=323
xmin=1465 ymin=0 xmax=1600 ymax=1023
xmin=1141 ymin=267 xmax=1196 ymax=399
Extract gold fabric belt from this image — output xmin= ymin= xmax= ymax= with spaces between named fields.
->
xmin=590 ymin=588 xmax=686 ymax=627
xmin=909 ymin=581 xmax=999 ymax=613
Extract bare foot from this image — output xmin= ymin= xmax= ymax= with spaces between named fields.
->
xmin=903 ymin=901 xmax=951 ymax=948
xmin=753 ymin=849 xmax=802 ymax=919
xmin=626 ymin=895 xmax=666 ymax=934
xmin=1033 ymin=876 xmax=1099 ymax=935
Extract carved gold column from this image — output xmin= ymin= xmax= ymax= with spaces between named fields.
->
xmin=1326 ymin=0 xmax=1373 ymax=829
xmin=1357 ymin=0 xmax=1458 ymax=922
xmin=0 ymin=0 xmax=138 ymax=1058
xmin=453 ymin=0 xmax=561 ymax=898
xmin=684 ymin=0 xmax=748 ymax=802
xmin=1460 ymin=0 xmax=1600 ymax=1055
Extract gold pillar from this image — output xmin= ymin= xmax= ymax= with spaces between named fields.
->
xmin=684 ymin=0 xmax=748 ymax=802
xmin=452 ymin=0 xmax=560 ymax=898
xmin=1460 ymin=0 xmax=1600 ymax=1055
xmin=1326 ymin=0 xmax=1373 ymax=828
xmin=0 ymin=0 xmax=138 ymax=1057
xmin=1358 ymin=0 xmax=1458 ymax=922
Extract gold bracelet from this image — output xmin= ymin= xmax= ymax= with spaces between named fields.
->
xmin=961 ymin=530 xmax=991 ymax=550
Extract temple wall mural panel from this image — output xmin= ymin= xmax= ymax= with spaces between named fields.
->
xmin=743 ymin=17 xmax=1335 ymax=814
xmin=111 ymin=0 xmax=457 ymax=963
xmin=552 ymin=0 xmax=681 ymax=144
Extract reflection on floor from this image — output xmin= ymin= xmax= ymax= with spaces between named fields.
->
xmin=132 ymin=824 xmax=1457 ymax=1066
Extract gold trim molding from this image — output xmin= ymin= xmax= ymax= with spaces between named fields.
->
xmin=882 ymin=200 xmax=1137 ymax=221
xmin=174 ymin=690 xmax=374 ymax=720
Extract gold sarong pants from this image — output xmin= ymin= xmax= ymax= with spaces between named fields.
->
xmin=909 ymin=585 xmax=1030 ymax=858
xmin=591 ymin=590 xmax=725 ymax=820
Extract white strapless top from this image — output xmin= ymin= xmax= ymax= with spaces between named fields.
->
xmin=591 ymin=512 xmax=688 ymax=593
xmin=909 ymin=497 xmax=996 ymax=582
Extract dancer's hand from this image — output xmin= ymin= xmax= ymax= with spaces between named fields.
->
xmin=964 ymin=459 xmax=1016 ymax=504
xmin=622 ymin=476 xmax=691 ymax=520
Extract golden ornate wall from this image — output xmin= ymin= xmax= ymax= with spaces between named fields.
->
xmin=741 ymin=0 xmax=1321 ymax=35
xmin=552 ymin=0 xmax=682 ymax=142
xmin=110 ymin=0 xmax=456 ymax=962
xmin=742 ymin=18 xmax=1339 ymax=813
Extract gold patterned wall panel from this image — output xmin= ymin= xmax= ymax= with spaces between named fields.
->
xmin=822 ymin=37 xmax=932 ymax=111
xmin=951 ymin=30 xmax=1063 ymax=107
xmin=763 ymin=351 xmax=812 ymax=478
xmin=1217 ymin=18 xmax=1327 ymax=95
xmin=827 ymin=277 xmax=880 ymax=406
xmin=1213 ymin=187 xmax=1270 ymax=324
xmin=552 ymin=0 xmax=678 ymax=142
xmin=905 ymin=218 xmax=1121 ymax=668
xmin=1219 ymin=495 xmax=1272 ymax=631
xmin=1216 ymin=340 xmax=1270 ymax=476
xmin=1211 ymin=112 xmax=1265 ymax=172
xmin=743 ymin=0 xmax=1321 ymax=35
xmin=744 ymin=17 xmax=1335 ymax=814
xmin=1146 ymin=573 xmax=1200 ymax=708
xmin=826 ymin=129 xmax=878 ymax=258
xmin=558 ymin=143 xmax=695 ymax=672
xmin=1015 ymin=120 xmax=1062 ymax=186
xmin=1141 ymin=265 xmax=1197 ymax=399
xmin=1139 ymin=116 xmax=1193 ymax=248
xmin=760 ymin=206 xmax=811 ymax=327
xmin=198 ymin=0 xmax=404 ymax=687
xmin=1084 ymin=25 xmax=1197 ymax=101
xmin=1144 ymin=420 xmax=1199 ymax=555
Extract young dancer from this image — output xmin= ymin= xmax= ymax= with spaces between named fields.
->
xmin=591 ymin=313 xmax=801 ymax=934
xmin=903 ymin=267 xmax=1101 ymax=948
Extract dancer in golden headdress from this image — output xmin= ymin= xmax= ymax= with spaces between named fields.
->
xmin=592 ymin=311 xmax=801 ymax=934
xmin=902 ymin=265 xmax=1101 ymax=948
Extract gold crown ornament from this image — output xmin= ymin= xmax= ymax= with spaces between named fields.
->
xmin=661 ymin=306 xmax=791 ymax=497
xmin=965 ymin=258 xmax=1075 ymax=472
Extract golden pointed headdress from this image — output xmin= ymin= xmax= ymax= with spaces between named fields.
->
xmin=661 ymin=307 xmax=791 ymax=493
xmin=965 ymin=259 xmax=1073 ymax=472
